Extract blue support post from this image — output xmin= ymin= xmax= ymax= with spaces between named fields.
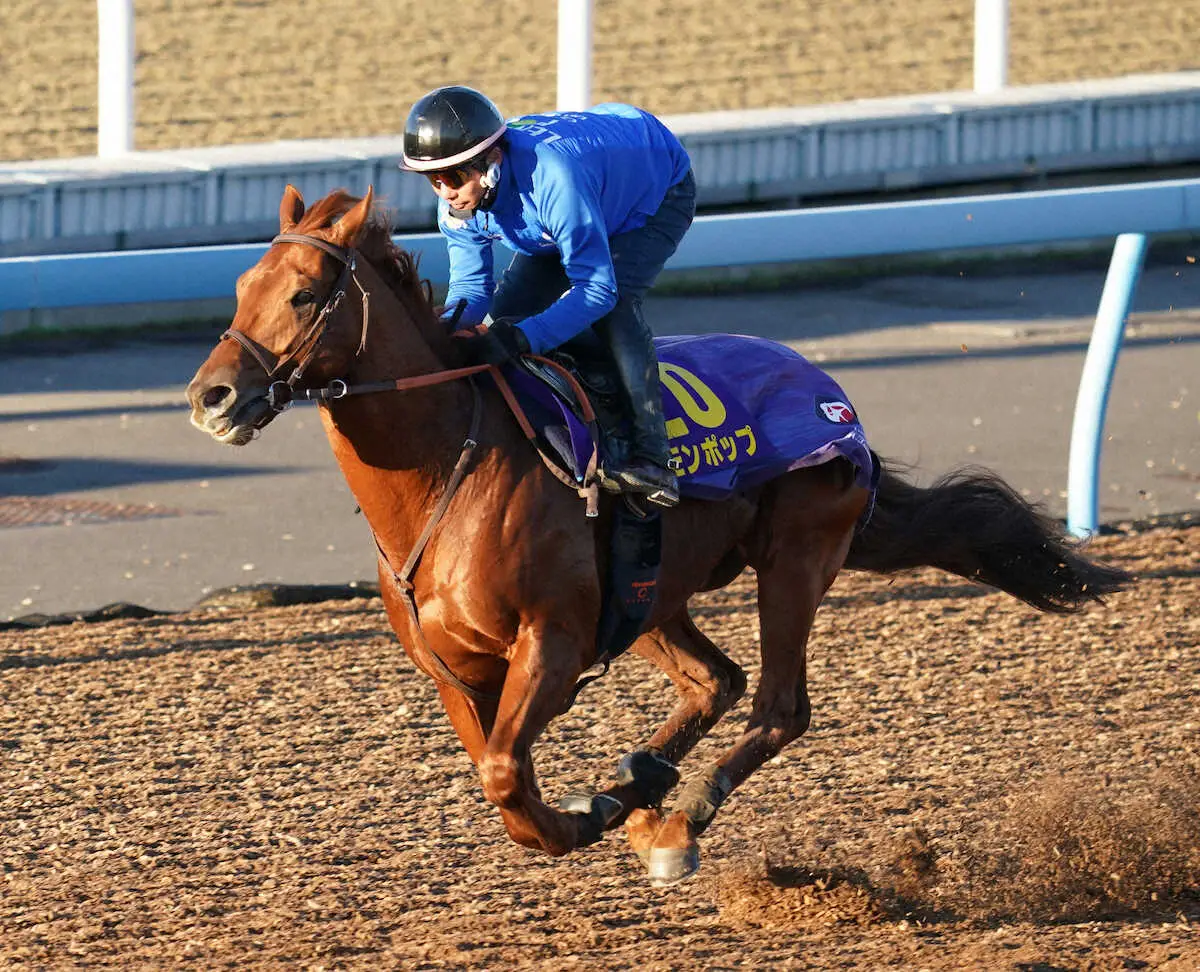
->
xmin=1066 ymin=232 xmax=1148 ymax=538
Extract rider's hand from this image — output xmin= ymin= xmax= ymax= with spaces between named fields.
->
xmin=457 ymin=318 xmax=531 ymax=367
xmin=437 ymin=298 xmax=469 ymax=329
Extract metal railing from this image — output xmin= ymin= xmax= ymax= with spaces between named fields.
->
xmin=3 ymin=177 xmax=1197 ymax=536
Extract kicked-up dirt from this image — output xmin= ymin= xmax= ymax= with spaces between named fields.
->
xmin=1 ymin=0 xmax=1197 ymax=161
xmin=1 ymin=525 xmax=1197 ymax=969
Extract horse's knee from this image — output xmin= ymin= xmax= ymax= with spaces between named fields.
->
xmin=479 ymin=752 xmax=524 ymax=810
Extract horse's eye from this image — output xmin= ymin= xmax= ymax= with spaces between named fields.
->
xmin=291 ymin=289 xmax=315 ymax=308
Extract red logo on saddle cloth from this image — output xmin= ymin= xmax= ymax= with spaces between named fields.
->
xmin=626 ymin=579 xmax=657 ymax=606
xmin=816 ymin=396 xmax=857 ymax=424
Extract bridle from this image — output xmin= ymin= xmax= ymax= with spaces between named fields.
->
xmin=223 ymin=232 xmax=500 ymax=412
xmin=221 ymin=232 xmax=371 ymax=414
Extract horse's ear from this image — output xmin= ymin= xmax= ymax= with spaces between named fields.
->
xmin=279 ymin=185 xmax=305 ymax=233
xmin=329 ymin=186 xmax=374 ymax=248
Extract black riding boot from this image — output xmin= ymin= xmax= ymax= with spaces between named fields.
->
xmin=596 ymin=297 xmax=680 ymax=508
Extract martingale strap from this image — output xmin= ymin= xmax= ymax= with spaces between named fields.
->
xmin=372 ymin=380 xmax=501 ymax=704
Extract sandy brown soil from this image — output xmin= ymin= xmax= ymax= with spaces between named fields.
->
xmin=1 ymin=526 xmax=1197 ymax=969
xmin=1 ymin=0 xmax=1197 ymax=162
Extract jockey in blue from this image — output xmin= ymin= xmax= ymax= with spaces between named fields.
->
xmin=400 ymin=85 xmax=696 ymax=507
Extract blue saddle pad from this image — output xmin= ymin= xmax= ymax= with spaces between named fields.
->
xmin=505 ymin=333 xmax=877 ymax=504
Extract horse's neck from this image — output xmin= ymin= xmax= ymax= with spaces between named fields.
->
xmin=314 ymin=258 xmax=508 ymax=560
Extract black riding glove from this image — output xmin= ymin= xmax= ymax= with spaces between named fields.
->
xmin=458 ymin=318 xmax=532 ymax=367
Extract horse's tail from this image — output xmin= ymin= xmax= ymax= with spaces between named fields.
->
xmin=844 ymin=456 xmax=1132 ymax=613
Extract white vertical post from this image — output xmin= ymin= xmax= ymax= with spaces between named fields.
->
xmin=557 ymin=0 xmax=593 ymax=111
xmin=1066 ymin=233 xmax=1148 ymax=538
xmin=97 ymin=0 xmax=135 ymax=156
xmin=973 ymin=0 xmax=1009 ymax=93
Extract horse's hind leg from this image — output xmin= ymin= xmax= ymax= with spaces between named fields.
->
xmin=632 ymin=614 xmax=748 ymax=763
xmin=646 ymin=463 xmax=869 ymax=884
xmin=613 ymin=614 xmax=748 ymax=858
xmin=555 ymin=613 xmax=747 ymax=853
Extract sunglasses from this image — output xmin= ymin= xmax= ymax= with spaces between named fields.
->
xmin=424 ymin=167 xmax=473 ymax=190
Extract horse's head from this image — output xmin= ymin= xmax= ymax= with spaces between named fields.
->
xmin=187 ymin=184 xmax=376 ymax=445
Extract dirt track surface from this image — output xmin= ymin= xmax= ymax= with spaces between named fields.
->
xmin=2 ymin=526 xmax=1198 ymax=969
xmin=2 ymin=0 xmax=1198 ymax=162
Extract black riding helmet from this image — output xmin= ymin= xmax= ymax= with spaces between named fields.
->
xmin=400 ymin=86 xmax=507 ymax=172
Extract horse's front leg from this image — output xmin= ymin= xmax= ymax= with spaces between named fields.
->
xmin=486 ymin=613 xmax=749 ymax=855
xmin=478 ymin=619 xmax=598 ymax=856
xmin=435 ymin=679 xmax=586 ymax=850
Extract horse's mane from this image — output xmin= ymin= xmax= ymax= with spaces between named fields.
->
xmin=297 ymin=190 xmax=437 ymax=322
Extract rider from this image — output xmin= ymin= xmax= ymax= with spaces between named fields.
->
xmin=400 ymin=85 xmax=696 ymax=508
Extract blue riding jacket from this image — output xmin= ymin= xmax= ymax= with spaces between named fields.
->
xmin=438 ymin=103 xmax=692 ymax=355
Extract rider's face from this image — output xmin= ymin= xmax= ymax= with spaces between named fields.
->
xmin=425 ymin=165 xmax=487 ymax=213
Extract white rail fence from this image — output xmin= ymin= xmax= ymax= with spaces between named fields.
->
xmin=3 ymin=177 xmax=1197 ymax=536
xmin=8 ymin=72 xmax=1199 ymax=259
xmin=94 ymin=0 xmax=1016 ymax=156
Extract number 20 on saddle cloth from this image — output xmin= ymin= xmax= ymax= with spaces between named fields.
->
xmin=507 ymin=332 xmax=878 ymax=505
xmin=502 ymin=332 xmax=879 ymax=685
xmin=654 ymin=333 xmax=877 ymax=502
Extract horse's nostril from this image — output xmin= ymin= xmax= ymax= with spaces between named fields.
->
xmin=202 ymin=385 xmax=231 ymax=410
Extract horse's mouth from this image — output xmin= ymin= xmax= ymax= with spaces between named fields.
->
xmin=190 ymin=393 xmax=276 ymax=446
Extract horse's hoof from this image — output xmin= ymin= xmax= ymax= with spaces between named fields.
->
xmin=558 ymin=791 xmax=623 ymax=824
xmin=647 ymin=845 xmax=700 ymax=886
xmin=558 ymin=792 xmax=624 ymax=847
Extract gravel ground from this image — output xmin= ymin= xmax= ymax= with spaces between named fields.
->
xmin=2 ymin=525 xmax=1197 ymax=969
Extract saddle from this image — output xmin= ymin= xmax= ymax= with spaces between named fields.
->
xmin=491 ymin=343 xmax=643 ymax=515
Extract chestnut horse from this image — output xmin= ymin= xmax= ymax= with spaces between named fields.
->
xmin=187 ymin=186 xmax=1129 ymax=885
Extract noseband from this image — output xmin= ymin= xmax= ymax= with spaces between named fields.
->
xmin=222 ymin=232 xmax=371 ymax=412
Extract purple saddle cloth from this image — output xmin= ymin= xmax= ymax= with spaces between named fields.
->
xmin=506 ymin=333 xmax=877 ymax=503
